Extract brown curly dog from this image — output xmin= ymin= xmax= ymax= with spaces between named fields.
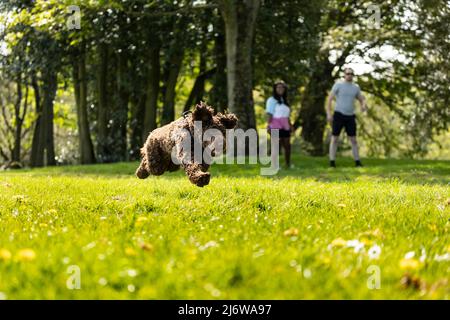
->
xmin=136 ymin=102 xmax=238 ymax=187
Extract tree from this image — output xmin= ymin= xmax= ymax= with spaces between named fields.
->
xmin=0 ymin=73 xmax=31 ymax=167
xmin=218 ymin=0 xmax=261 ymax=130
xmin=160 ymin=16 xmax=188 ymax=125
xmin=72 ymin=43 xmax=96 ymax=164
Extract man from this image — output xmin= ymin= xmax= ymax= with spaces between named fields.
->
xmin=326 ymin=67 xmax=367 ymax=167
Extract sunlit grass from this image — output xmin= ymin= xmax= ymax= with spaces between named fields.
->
xmin=0 ymin=155 xmax=449 ymax=299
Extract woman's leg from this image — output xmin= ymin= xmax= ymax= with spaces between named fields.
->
xmin=281 ymin=137 xmax=291 ymax=167
xmin=268 ymin=132 xmax=280 ymax=171
xmin=270 ymin=136 xmax=281 ymax=165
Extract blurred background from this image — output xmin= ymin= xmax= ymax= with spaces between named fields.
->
xmin=0 ymin=0 xmax=449 ymax=168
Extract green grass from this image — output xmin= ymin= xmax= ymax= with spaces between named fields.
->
xmin=0 ymin=155 xmax=449 ymax=299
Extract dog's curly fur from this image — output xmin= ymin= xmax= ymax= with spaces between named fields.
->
xmin=136 ymin=102 xmax=238 ymax=187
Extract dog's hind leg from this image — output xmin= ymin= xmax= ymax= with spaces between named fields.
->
xmin=147 ymin=141 xmax=168 ymax=176
xmin=136 ymin=149 xmax=150 ymax=179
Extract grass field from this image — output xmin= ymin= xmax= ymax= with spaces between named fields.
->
xmin=0 ymin=155 xmax=449 ymax=299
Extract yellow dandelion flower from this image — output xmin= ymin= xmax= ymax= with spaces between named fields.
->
xmin=331 ymin=238 xmax=347 ymax=247
xmin=399 ymin=258 xmax=420 ymax=270
xmin=0 ymin=249 xmax=12 ymax=261
xmin=125 ymin=247 xmax=137 ymax=256
xmin=283 ymin=227 xmax=299 ymax=237
xmin=16 ymin=249 xmax=36 ymax=262
xmin=135 ymin=217 xmax=148 ymax=226
xmin=320 ymin=256 xmax=331 ymax=265
xmin=360 ymin=238 xmax=373 ymax=246
xmin=359 ymin=228 xmax=383 ymax=239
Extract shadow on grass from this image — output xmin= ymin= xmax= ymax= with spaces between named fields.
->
xmin=1 ymin=156 xmax=449 ymax=186
xmin=215 ymin=156 xmax=450 ymax=185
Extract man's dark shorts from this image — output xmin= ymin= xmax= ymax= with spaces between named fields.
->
xmin=332 ymin=111 xmax=356 ymax=136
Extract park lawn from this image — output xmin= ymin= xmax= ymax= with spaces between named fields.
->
xmin=0 ymin=155 xmax=449 ymax=299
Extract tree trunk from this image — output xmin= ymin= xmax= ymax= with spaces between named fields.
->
xmin=183 ymin=27 xmax=209 ymax=112
xmin=184 ymin=67 xmax=216 ymax=112
xmin=142 ymin=42 xmax=161 ymax=141
xmin=12 ymin=78 xmax=24 ymax=163
xmin=130 ymin=93 xmax=146 ymax=159
xmin=31 ymin=69 xmax=57 ymax=167
xmin=0 ymin=148 xmax=9 ymax=162
xmin=96 ymin=43 xmax=109 ymax=162
xmin=161 ymin=47 xmax=184 ymax=125
xmin=109 ymin=50 xmax=129 ymax=162
xmin=209 ymin=22 xmax=228 ymax=112
xmin=43 ymin=70 xmax=57 ymax=166
xmin=30 ymin=73 xmax=41 ymax=166
xmin=73 ymin=47 xmax=96 ymax=164
xmin=295 ymin=56 xmax=334 ymax=156
xmin=219 ymin=0 xmax=260 ymax=129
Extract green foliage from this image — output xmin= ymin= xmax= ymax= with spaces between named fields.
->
xmin=0 ymin=0 xmax=449 ymax=165
xmin=254 ymin=0 xmax=320 ymax=100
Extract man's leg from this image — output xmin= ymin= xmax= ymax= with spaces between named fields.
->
xmin=329 ymin=112 xmax=343 ymax=167
xmin=349 ymin=136 xmax=362 ymax=166
xmin=329 ymin=135 xmax=339 ymax=167
xmin=346 ymin=115 xmax=362 ymax=167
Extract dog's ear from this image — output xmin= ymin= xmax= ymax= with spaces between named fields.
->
xmin=192 ymin=102 xmax=214 ymax=124
xmin=217 ymin=112 xmax=238 ymax=129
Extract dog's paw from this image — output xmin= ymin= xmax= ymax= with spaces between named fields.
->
xmin=136 ymin=167 xmax=150 ymax=179
xmin=192 ymin=171 xmax=210 ymax=187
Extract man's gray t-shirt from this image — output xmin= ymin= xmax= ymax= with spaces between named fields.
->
xmin=331 ymin=82 xmax=362 ymax=115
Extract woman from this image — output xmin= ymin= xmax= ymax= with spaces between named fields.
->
xmin=266 ymin=81 xmax=293 ymax=168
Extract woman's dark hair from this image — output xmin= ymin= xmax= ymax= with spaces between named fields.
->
xmin=272 ymin=81 xmax=289 ymax=106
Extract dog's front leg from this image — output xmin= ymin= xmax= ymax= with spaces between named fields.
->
xmin=173 ymin=130 xmax=210 ymax=187
xmin=183 ymin=163 xmax=210 ymax=187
